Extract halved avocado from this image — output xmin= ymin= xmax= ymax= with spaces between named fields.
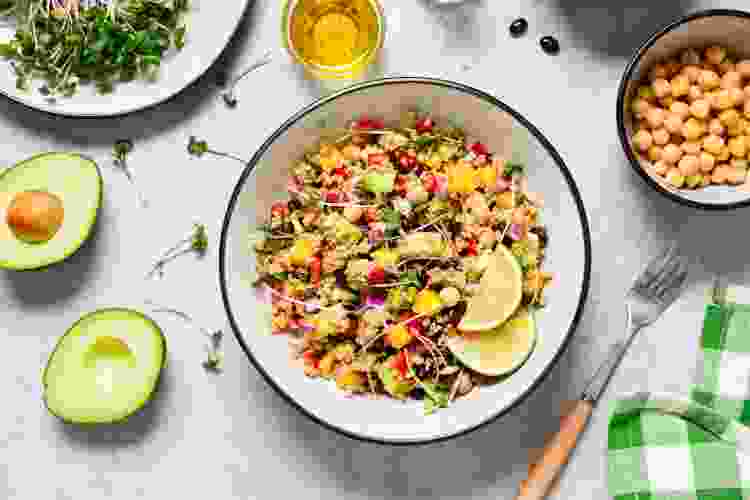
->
xmin=0 ymin=153 xmax=102 ymax=271
xmin=43 ymin=309 xmax=167 ymax=424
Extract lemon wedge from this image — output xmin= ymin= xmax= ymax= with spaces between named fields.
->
xmin=458 ymin=243 xmax=523 ymax=332
xmin=448 ymin=307 xmax=536 ymax=376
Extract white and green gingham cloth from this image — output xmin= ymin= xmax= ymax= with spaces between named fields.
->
xmin=608 ymin=285 xmax=750 ymax=499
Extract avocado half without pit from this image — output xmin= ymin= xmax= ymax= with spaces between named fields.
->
xmin=43 ymin=309 xmax=167 ymax=424
xmin=0 ymin=153 xmax=102 ymax=270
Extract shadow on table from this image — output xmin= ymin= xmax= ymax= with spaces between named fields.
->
xmin=239 ymin=337 xmax=581 ymax=498
xmin=0 ymin=0 xmax=261 ymax=146
xmin=548 ymin=0 xmax=697 ymax=59
xmin=623 ymin=157 xmax=750 ymax=281
xmin=2 ymin=199 xmax=107 ymax=308
xmin=56 ymin=365 xmax=173 ymax=448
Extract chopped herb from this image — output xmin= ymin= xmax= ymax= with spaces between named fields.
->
xmin=515 ymin=253 xmax=530 ymax=272
xmin=407 ymin=365 xmax=450 ymax=415
xmin=270 ymin=271 xmax=289 ymax=281
xmin=414 ymin=136 xmax=437 ymax=148
xmin=113 ymin=138 xmax=148 ymax=207
xmin=220 ymin=49 xmax=273 ymax=108
xmin=400 ymin=270 xmax=422 ymax=288
xmin=147 ymin=223 xmax=209 ymax=278
xmin=187 ymin=136 xmax=246 ymax=164
xmin=503 ymin=161 xmax=525 ymax=177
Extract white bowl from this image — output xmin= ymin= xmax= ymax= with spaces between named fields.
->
xmin=618 ymin=9 xmax=750 ymax=210
xmin=219 ymin=77 xmax=592 ymax=444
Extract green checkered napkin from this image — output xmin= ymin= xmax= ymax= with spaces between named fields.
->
xmin=608 ymin=284 xmax=750 ymax=500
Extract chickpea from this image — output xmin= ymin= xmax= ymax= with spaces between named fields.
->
xmin=683 ymin=117 xmax=706 ymax=140
xmin=744 ymin=100 xmax=750 ymax=119
xmin=652 ymin=78 xmax=672 ymax=98
xmin=648 ymin=145 xmax=663 ymax=162
xmin=718 ymin=59 xmax=736 ymax=75
xmin=631 ymin=98 xmax=651 ymax=118
xmin=682 ymin=65 xmax=702 ymax=83
xmin=699 ymin=70 xmax=721 ymax=90
xmin=721 ymin=71 xmax=742 ymax=89
xmin=664 ymin=112 xmax=684 ymax=134
xmin=632 ymin=130 xmax=653 ymax=152
xmin=678 ymin=155 xmax=700 ymax=176
xmin=659 ymin=96 xmax=674 ymax=108
xmin=688 ymin=85 xmax=704 ymax=102
xmin=744 ymin=85 xmax=750 ymax=102
xmin=712 ymin=163 xmax=730 ymax=184
xmin=699 ymin=151 xmax=716 ymax=172
xmin=717 ymin=145 xmax=731 ymax=162
xmin=709 ymin=118 xmax=726 ymax=136
xmin=703 ymin=134 xmax=725 ymax=155
xmin=729 ymin=136 xmax=748 ymax=158
xmin=645 ymin=107 xmax=665 ymax=129
xmin=705 ymin=46 xmax=727 ymax=66
xmin=689 ymin=99 xmax=711 ymax=118
xmin=662 ymin=143 xmax=683 ymax=164
xmin=720 ymin=108 xmax=741 ymax=128
xmin=637 ymin=85 xmax=657 ymax=102
xmin=712 ymin=89 xmax=735 ymax=111
xmin=701 ymin=175 xmax=712 ymax=187
xmin=666 ymin=168 xmax=685 ymax=187
xmin=730 ymin=87 xmax=745 ymax=107
xmin=728 ymin=121 xmax=745 ymax=138
xmin=681 ymin=140 xmax=702 ymax=155
xmin=681 ymin=49 xmax=702 ymax=66
xmin=737 ymin=60 xmax=750 ymax=78
xmin=650 ymin=64 xmax=669 ymax=81
xmin=665 ymin=58 xmax=682 ymax=77
xmin=653 ymin=160 xmax=669 ymax=176
xmin=728 ymin=165 xmax=748 ymax=185
xmin=670 ymin=74 xmax=690 ymax=97
xmin=670 ymin=101 xmax=690 ymax=120
xmin=652 ymin=128 xmax=670 ymax=146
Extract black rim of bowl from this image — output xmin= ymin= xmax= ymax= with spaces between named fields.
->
xmin=617 ymin=8 xmax=750 ymax=211
xmin=219 ymin=76 xmax=592 ymax=446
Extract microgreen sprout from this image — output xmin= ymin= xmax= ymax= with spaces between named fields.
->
xmin=187 ymin=136 xmax=246 ymax=164
xmin=220 ymin=49 xmax=274 ymax=108
xmin=147 ymin=223 xmax=208 ymax=279
xmin=146 ymin=301 xmax=224 ymax=372
xmin=113 ymin=138 xmax=148 ymax=208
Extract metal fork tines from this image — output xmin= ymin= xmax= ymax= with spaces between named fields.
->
xmin=581 ymin=245 xmax=689 ymax=404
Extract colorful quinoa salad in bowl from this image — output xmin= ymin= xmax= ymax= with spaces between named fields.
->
xmin=252 ymin=114 xmax=552 ymax=415
xmin=220 ymin=78 xmax=590 ymax=444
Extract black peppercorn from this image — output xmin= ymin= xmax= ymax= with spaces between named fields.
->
xmin=540 ymin=36 xmax=560 ymax=55
xmin=509 ymin=18 xmax=528 ymax=38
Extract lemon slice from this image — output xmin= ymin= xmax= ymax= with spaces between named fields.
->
xmin=458 ymin=244 xmax=523 ymax=332
xmin=448 ymin=307 xmax=536 ymax=376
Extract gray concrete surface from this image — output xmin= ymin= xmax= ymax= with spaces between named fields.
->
xmin=1 ymin=0 xmax=748 ymax=498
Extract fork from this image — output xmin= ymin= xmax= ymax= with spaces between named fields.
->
xmin=516 ymin=244 xmax=689 ymax=500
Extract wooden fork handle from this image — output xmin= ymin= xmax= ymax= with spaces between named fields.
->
xmin=515 ymin=400 xmax=593 ymax=500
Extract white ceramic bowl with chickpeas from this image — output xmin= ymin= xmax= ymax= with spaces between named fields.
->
xmin=618 ymin=9 xmax=750 ymax=209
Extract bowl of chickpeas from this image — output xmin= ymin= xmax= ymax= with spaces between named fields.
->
xmin=617 ymin=9 xmax=750 ymax=209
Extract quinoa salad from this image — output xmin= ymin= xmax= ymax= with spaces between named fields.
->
xmin=252 ymin=114 xmax=552 ymax=415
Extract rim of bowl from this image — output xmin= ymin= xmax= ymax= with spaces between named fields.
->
xmin=219 ymin=76 xmax=593 ymax=446
xmin=616 ymin=8 xmax=750 ymax=211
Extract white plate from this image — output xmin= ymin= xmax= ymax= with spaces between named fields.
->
xmin=220 ymin=78 xmax=592 ymax=444
xmin=0 ymin=0 xmax=250 ymax=117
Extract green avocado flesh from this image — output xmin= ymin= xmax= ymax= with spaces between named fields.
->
xmin=43 ymin=309 xmax=166 ymax=424
xmin=0 ymin=153 xmax=102 ymax=270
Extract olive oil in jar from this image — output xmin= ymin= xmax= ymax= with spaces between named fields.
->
xmin=284 ymin=0 xmax=383 ymax=79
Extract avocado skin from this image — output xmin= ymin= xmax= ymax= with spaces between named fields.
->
xmin=42 ymin=308 xmax=168 ymax=425
xmin=0 ymin=152 xmax=103 ymax=272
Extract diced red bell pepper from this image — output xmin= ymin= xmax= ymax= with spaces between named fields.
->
xmin=354 ymin=118 xmax=385 ymax=130
xmin=422 ymin=174 xmax=437 ymax=193
xmin=364 ymin=207 xmax=378 ymax=223
xmin=391 ymin=349 xmax=410 ymax=378
xmin=271 ymin=201 xmax=289 ymax=218
xmin=303 ymin=350 xmax=320 ymax=369
xmin=333 ymin=166 xmax=351 ymax=178
xmin=325 ymin=191 xmax=341 ymax=203
xmin=309 ymin=256 xmax=322 ymax=287
xmin=399 ymin=153 xmax=417 ymax=171
xmin=415 ymin=117 xmax=434 ymax=134
xmin=470 ymin=142 xmax=489 ymax=156
xmin=465 ymin=239 xmax=478 ymax=256
xmin=368 ymin=153 xmax=387 ymax=166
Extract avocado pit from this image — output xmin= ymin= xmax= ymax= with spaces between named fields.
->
xmin=6 ymin=190 xmax=64 ymax=244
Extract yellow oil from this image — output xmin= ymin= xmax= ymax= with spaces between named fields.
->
xmin=286 ymin=0 xmax=382 ymax=77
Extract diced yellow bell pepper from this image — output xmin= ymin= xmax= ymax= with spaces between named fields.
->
xmin=447 ymin=161 xmax=478 ymax=194
xmin=318 ymin=351 xmax=337 ymax=376
xmin=413 ymin=289 xmax=443 ymax=315
xmin=373 ymin=248 xmax=400 ymax=267
xmin=386 ymin=324 xmax=412 ymax=349
xmin=290 ymin=239 xmax=314 ymax=267
xmin=336 ymin=366 xmax=367 ymax=390
xmin=479 ymin=165 xmax=497 ymax=188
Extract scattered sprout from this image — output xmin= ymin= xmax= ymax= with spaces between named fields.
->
xmin=220 ymin=50 xmax=274 ymax=108
xmin=187 ymin=136 xmax=246 ymax=164
xmin=147 ymin=223 xmax=209 ymax=278
xmin=112 ymin=139 xmax=148 ymax=207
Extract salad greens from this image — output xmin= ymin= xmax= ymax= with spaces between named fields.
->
xmin=0 ymin=0 xmax=189 ymax=98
